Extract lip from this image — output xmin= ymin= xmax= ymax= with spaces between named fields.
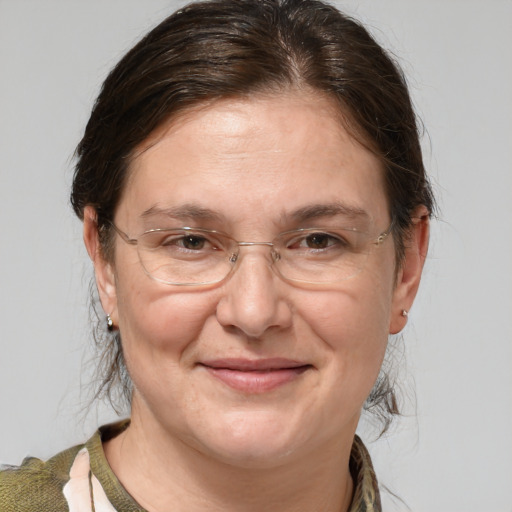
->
xmin=199 ymin=358 xmax=312 ymax=393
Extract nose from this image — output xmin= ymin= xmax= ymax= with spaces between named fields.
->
xmin=216 ymin=249 xmax=292 ymax=339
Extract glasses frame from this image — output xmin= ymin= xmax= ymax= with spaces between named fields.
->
xmin=108 ymin=221 xmax=394 ymax=287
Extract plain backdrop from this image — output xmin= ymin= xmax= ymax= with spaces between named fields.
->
xmin=1 ymin=1 xmax=511 ymax=511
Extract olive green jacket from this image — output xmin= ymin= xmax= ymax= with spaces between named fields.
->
xmin=0 ymin=421 xmax=381 ymax=511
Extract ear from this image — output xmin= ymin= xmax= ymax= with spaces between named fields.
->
xmin=83 ymin=206 xmax=118 ymax=326
xmin=389 ymin=206 xmax=430 ymax=334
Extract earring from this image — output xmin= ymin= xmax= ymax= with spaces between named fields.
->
xmin=401 ymin=309 xmax=408 ymax=317
xmin=106 ymin=314 xmax=114 ymax=332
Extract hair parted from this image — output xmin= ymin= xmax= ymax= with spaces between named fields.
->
xmin=71 ymin=0 xmax=434 ymax=432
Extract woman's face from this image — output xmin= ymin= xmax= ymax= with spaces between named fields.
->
xmin=90 ymin=93 xmax=421 ymax=467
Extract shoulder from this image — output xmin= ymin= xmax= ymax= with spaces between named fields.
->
xmin=0 ymin=421 xmax=130 ymax=512
xmin=0 ymin=443 xmax=84 ymax=512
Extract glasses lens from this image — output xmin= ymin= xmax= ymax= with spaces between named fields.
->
xmin=274 ymin=228 xmax=372 ymax=283
xmin=137 ymin=229 xmax=235 ymax=285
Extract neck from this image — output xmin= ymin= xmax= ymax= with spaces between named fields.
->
xmin=105 ymin=408 xmax=355 ymax=512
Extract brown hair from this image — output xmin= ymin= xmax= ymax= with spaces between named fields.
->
xmin=71 ymin=0 xmax=434 ymax=431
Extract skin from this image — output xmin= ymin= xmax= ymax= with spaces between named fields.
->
xmin=84 ymin=92 xmax=429 ymax=512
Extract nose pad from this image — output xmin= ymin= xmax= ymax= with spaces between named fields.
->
xmin=271 ymin=250 xmax=281 ymax=263
xmin=227 ymin=250 xmax=284 ymax=290
xmin=228 ymin=244 xmax=278 ymax=273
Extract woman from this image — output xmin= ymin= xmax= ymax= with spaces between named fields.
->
xmin=0 ymin=0 xmax=433 ymax=510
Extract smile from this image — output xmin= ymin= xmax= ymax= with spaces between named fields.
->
xmin=199 ymin=358 xmax=312 ymax=393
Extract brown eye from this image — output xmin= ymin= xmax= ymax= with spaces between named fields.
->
xmin=179 ymin=235 xmax=207 ymax=250
xmin=296 ymin=232 xmax=347 ymax=251
xmin=157 ymin=233 xmax=212 ymax=252
xmin=304 ymin=233 xmax=333 ymax=249
xmin=282 ymin=230 xmax=354 ymax=255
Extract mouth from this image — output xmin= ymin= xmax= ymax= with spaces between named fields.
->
xmin=198 ymin=358 xmax=313 ymax=393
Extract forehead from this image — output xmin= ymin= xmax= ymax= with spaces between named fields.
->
xmin=118 ymin=92 xmax=388 ymax=231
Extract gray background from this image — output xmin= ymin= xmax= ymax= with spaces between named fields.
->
xmin=1 ymin=1 xmax=511 ymax=510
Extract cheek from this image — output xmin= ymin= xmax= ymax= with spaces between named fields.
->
xmin=301 ymin=279 xmax=392 ymax=349
xmin=296 ymin=277 xmax=393 ymax=398
xmin=114 ymin=257 xmax=218 ymax=365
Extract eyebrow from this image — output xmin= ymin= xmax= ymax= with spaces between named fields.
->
xmin=140 ymin=204 xmax=224 ymax=223
xmin=139 ymin=201 xmax=371 ymax=227
xmin=289 ymin=202 xmax=371 ymax=224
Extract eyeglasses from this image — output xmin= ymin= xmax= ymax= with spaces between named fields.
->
xmin=109 ymin=222 xmax=393 ymax=286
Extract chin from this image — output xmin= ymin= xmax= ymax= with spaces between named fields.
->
xmin=190 ymin=410 xmax=310 ymax=469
